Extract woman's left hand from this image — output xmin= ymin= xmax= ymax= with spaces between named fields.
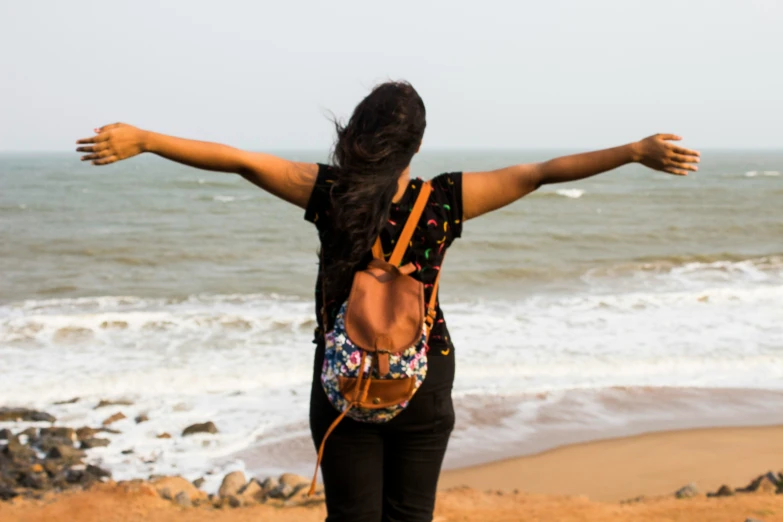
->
xmin=76 ymin=123 xmax=147 ymax=165
xmin=632 ymin=134 xmax=700 ymax=176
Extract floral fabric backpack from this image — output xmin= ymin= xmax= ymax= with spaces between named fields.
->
xmin=308 ymin=181 xmax=442 ymax=495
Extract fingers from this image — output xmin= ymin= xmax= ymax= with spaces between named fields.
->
xmin=92 ymin=155 xmax=117 ymax=166
xmin=670 ymin=153 xmax=700 ymax=169
xmin=664 ymin=167 xmax=689 ymax=176
xmin=80 ymin=150 xmax=110 ymax=161
xmin=670 ymin=145 xmax=700 ymax=157
xmin=658 ymin=133 xmax=682 ymax=141
xmin=76 ymin=133 xmax=109 ymax=145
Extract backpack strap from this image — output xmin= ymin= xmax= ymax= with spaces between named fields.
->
xmin=372 ymin=181 xmax=432 ymax=265
xmin=369 ymin=181 xmax=443 ymax=341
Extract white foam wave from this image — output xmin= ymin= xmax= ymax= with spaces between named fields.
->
xmin=2 ymin=259 xmax=782 ymax=491
xmin=746 ymin=170 xmax=781 ymax=177
xmin=555 ymin=188 xmax=585 ymax=199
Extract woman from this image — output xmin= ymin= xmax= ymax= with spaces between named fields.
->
xmin=76 ymin=81 xmax=699 ymax=522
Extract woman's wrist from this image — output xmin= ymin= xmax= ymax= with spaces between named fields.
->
xmin=139 ymin=129 xmax=154 ymax=154
xmin=628 ymin=141 xmax=644 ymax=163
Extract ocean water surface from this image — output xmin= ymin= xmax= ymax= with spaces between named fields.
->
xmin=1 ymin=150 xmax=781 ymax=491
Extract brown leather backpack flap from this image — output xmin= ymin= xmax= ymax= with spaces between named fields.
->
xmin=344 ymin=262 xmax=424 ymax=353
xmin=339 ymin=375 xmax=416 ymax=409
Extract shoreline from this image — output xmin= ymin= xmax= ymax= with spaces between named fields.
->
xmin=2 ymin=422 xmax=782 ymax=520
xmin=234 ymin=387 xmax=783 ymax=481
xmin=440 ymin=424 xmax=783 ymax=502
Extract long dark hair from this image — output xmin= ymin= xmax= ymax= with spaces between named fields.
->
xmin=324 ymin=81 xmax=426 ymax=294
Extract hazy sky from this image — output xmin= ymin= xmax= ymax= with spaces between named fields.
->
xmin=1 ymin=0 xmax=781 ymax=151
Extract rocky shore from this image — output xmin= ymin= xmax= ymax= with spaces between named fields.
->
xmin=0 ymin=404 xmax=322 ymax=509
xmin=2 ymin=405 xmax=783 ymax=521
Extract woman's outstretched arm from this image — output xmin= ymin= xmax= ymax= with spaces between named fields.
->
xmin=76 ymin=123 xmax=318 ymax=209
xmin=461 ymin=134 xmax=701 ymax=220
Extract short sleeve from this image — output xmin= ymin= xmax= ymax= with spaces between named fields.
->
xmin=304 ymin=163 xmax=336 ymax=232
xmin=431 ymin=172 xmax=463 ymax=240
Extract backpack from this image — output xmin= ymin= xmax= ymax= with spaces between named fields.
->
xmin=308 ymin=181 xmax=443 ymax=495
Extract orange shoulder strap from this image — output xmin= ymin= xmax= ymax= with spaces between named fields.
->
xmin=372 ymin=181 xmax=432 ymax=265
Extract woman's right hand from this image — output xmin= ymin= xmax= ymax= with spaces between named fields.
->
xmin=76 ymin=123 xmax=147 ymax=165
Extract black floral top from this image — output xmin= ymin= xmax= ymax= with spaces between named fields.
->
xmin=304 ymin=163 xmax=463 ymax=360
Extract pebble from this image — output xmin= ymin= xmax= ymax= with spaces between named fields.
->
xmin=134 ymin=414 xmax=149 ymax=424
xmin=174 ymin=491 xmax=192 ymax=507
xmin=0 ymin=408 xmax=56 ymax=423
xmin=674 ymin=483 xmax=699 ymax=499
xmin=40 ymin=428 xmax=76 ymax=441
xmin=94 ymin=399 xmax=133 ymax=409
xmin=53 ymin=397 xmax=80 ymax=405
xmin=101 ymin=412 xmax=126 ymax=426
xmin=182 ymin=421 xmax=219 ymax=436
xmin=219 ymin=471 xmax=246 ymax=498
xmin=80 ymin=438 xmax=111 ymax=449
xmin=239 ymin=479 xmax=263 ymax=504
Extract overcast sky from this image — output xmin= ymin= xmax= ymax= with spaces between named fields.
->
xmin=1 ymin=0 xmax=781 ymax=152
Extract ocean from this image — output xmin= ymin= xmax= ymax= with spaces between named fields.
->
xmin=1 ymin=150 xmax=782 ymax=493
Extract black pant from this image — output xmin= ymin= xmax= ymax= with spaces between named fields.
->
xmin=310 ymin=370 xmax=455 ymax=522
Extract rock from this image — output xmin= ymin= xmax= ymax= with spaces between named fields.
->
xmin=40 ymin=427 xmax=76 ymax=441
xmin=279 ymin=473 xmax=310 ymax=489
xmin=46 ymin=444 xmax=85 ymax=462
xmin=218 ymin=471 xmax=246 ymax=498
xmin=102 ymin=412 xmax=126 ymax=426
xmin=742 ymin=474 xmax=778 ymax=494
xmin=94 ymin=399 xmax=133 ymax=409
xmin=0 ymin=486 xmax=18 ymax=501
xmin=268 ymin=483 xmax=296 ymax=500
xmin=283 ymin=485 xmax=326 ymax=507
xmin=0 ymin=408 xmax=55 ymax=423
xmin=260 ymin=476 xmax=280 ymax=495
xmin=151 ymin=476 xmax=207 ymax=502
xmin=159 ymin=487 xmax=173 ymax=500
xmin=745 ymin=519 xmax=766 ymax=522
xmin=0 ymin=429 xmax=12 ymax=441
xmin=265 ymin=473 xmax=312 ymax=500
xmin=754 ymin=476 xmax=777 ymax=495
xmin=3 ymin=437 xmax=36 ymax=461
xmin=75 ymin=427 xmax=99 ymax=441
xmin=18 ymin=470 xmax=48 ymax=490
xmin=121 ymin=449 xmax=134 ymax=455
xmin=192 ymin=477 xmax=205 ymax=489
xmin=86 ymin=464 xmax=111 ymax=479
xmin=174 ymin=490 xmax=192 ymax=507
xmin=18 ymin=427 xmax=38 ymax=440
xmin=53 ymin=397 xmax=80 ymax=405
xmin=64 ymin=468 xmax=98 ymax=488
xmin=37 ymin=436 xmax=75 ymax=454
xmin=182 ymin=421 xmax=218 ymax=436
xmin=135 ymin=414 xmax=149 ymax=424
xmin=42 ymin=458 xmax=62 ymax=473
xmin=81 ymin=438 xmax=110 ymax=449
xmin=675 ymin=483 xmax=699 ymax=499
xmin=239 ymin=479 xmax=264 ymax=504
xmin=707 ymin=484 xmax=733 ymax=497
xmin=227 ymin=495 xmax=242 ymax=508
xmin=156 ymin=433 xmax=172 ymax=439
xmin=100 ymin=427 xmax=121 ymax=435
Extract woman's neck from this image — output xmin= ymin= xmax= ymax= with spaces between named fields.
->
xmin=392 ymin=167 xmax=411 ymax=203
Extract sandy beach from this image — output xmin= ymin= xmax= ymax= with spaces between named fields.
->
xmin=441 ymin=425 xmax=783 ymax=502
xmin=2 ymin=424 xmax=781 ymax=521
